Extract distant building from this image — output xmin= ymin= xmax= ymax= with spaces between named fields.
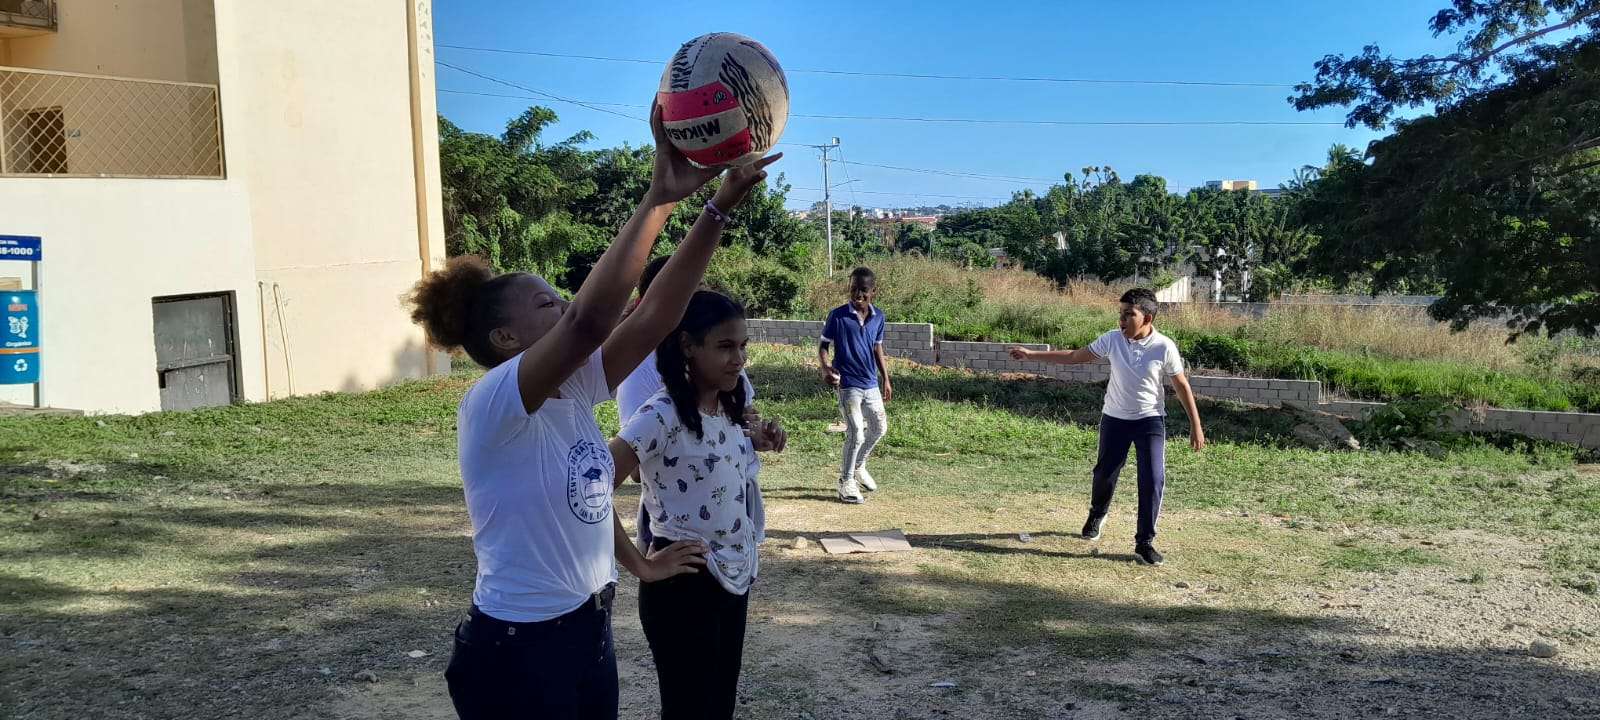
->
xmin=1205 ymin=179 xmax=1291 ymax=201
xmin=1205 ymin=179 xmax=1259 ymax=191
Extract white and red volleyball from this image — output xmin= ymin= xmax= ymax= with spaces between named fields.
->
xmin=657 ymin=33 xmax=789 ymax=168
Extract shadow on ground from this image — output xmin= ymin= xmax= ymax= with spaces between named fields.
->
xmin=5 ymin=473 xmax=1597 ymax=719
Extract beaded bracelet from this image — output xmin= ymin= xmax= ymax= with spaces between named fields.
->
xmin=703 ymin=199 xmax=731 ymax=224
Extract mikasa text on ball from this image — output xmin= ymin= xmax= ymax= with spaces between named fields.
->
xmin=657 ymin=32 xmax=790 ymax=168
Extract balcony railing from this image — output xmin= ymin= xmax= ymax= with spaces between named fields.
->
xmin=0 ymin=0 xmax=55 ymax=35
xmin=0 ymin=66 xmax=224 ymax=179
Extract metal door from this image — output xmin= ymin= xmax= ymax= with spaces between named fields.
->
xmin=153 ymin=293 xmax=238 ymax=411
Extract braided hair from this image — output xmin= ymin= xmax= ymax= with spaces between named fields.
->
xmin=654 ymin=290 xmax=749 ymax=440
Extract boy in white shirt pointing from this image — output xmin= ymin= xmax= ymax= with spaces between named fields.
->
xmin=1011 ymin=288 xmax=1206 ymax=566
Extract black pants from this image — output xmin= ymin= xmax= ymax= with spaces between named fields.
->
xmin=444 ymin=586 xmax=618 ymax=720
xmin=1090 ymin=414 xmax=1167 ymax=546
xmin=638 ymin=540 xmax=750 ymax=720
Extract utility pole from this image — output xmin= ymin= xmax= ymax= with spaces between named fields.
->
xmin=819 ymin=137 xmax=840 ymax=277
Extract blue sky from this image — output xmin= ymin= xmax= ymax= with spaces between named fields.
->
xmin=434 ymin=1 xmax=1460 ymax=210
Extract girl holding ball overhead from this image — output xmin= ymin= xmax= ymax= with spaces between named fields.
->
xmin=406 ymin=99 xmax=778 ymax=719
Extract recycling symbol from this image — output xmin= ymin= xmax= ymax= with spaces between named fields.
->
xmin=13 ymin=358 xmax=27 ymax=373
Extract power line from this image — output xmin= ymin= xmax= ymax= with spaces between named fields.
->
xmin=833 ymin=144 xmax=864 ymax=210
xmin=435 ymin=87 xmax=1344 ymax=127
xmin=790 ymin=186 xmax=1012 ymax=201
xmin=439 ymin=87 xmax=635 ymax=107
xmin=795 ymin=113 xmax=1340 ymax=127
xmin=836 ymin=159 xmax=1059 ymax=184
xmin=435 ymin=62 xmax=645 ymax=122
xmin=437 ymin=87 xmax=1041 ymax=189
xmin=436 ymin=43 xmax=1298 ymax=88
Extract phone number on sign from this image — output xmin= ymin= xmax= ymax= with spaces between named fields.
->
xmin=0 ymin=247 xmax=39 ymax=258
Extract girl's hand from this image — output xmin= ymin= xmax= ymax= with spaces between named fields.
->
xmin=710 ymin=153 xmax=783 ymax=212
xmin=646 ymin=103 xmax=723 ymax=204
xmin=747 ymin=419 xmax=787 ymax=453
xmin=1008 ymin=346 xmax=1033 ymax=361
xmin=639 ymin=539 xmax=708 ymax=582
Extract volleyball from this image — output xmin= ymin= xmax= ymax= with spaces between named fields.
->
xmin=657 ymin=32 xmax=789 ymax=168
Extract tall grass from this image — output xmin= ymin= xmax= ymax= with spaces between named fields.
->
xmin=794 ymin=256 xmax=1600 ymax=411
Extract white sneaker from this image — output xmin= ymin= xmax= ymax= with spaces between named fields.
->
xmin=856 ymin=468 xmax=878 ymax=492
xmin=837 ymin=479 xmax=865 ymax=504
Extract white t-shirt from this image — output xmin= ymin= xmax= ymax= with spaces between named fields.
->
xmin=1088 ymin=329 xmax=1185 ymax=420
xmin=620 ymin=389 xmax=762 ymax=595
xmin=458 ymin=348 xmax=617 ymax=622
xmin=616 ymin=350 xmax=755 ymax=425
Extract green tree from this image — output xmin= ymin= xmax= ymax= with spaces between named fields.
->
xmin=440 ymin=104 xmax=822 ymax=302
xmin=894 ymin=223 xmax=935 ymax=254
xmin=1292 ymin=1 xmax=1600 ymax=336
xmin=811 ymin=208 xmax=883 ymax=270
xmin=1188 ymin=187 xmax=1314 ymax=302
xmin=438 ymin=108 xmax=600 ymax=280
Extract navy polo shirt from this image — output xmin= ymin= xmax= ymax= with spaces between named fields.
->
xmin=821 ymin=303 xmax=885 ymax=390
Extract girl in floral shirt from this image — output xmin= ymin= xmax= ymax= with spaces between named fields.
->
xmin=609 ymin=290 xmax=786 ymax=720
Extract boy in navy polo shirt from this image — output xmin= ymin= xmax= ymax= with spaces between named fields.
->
xmin=818 ymin=267 xmax=892 ymax=504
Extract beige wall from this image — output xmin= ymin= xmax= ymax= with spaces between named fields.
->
xmin=1 ymin=0 xmax=217 ymax=83
xmin=0 ymin=1 xmax=442 ymax=413
xmin=0 ymin=178 xmax=262 ymax=413
xmin=214 ymin=0 xmax=442 ymax=399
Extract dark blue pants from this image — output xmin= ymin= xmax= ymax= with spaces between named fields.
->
xmin=1090 ymin=414 xmax=1167 ymax=546
xmin=445 ymin=586 xmax=618 ymax=720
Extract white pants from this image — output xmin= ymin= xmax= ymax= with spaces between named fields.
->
xmin=838 ymin=387 xmax=887 ymax=482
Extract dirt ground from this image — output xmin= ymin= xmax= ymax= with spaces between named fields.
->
xmin=331 ymin=504 xmax=1600 ymax=720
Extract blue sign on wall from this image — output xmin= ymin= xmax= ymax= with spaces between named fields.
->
xmin=2 ymin=290 xmax=39 ymax=385
xmin=0 ymin=236 xmax=42 ymax=262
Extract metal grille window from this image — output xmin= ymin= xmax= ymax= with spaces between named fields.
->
xmin=0 ymin=66 xmax=223 ymax=178
xmin=0 ymin=1 xmax=55 ymax=32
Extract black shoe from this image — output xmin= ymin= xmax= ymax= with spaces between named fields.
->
xmin=1135 ymin=544 xmax=1165 ymax=566
xmin=1081 ymin=514 xmax=1105 ymax=540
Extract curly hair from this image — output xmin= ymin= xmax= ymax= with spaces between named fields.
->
xmin=405 ymin=255 xmax=526 ymax=368
xmin=654 ymin=290 xmax=749 ymax=440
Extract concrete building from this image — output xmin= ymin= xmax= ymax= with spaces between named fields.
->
xmin=1204 ymin=179 xmax=1259 ymax=191
xmin=0 ymin=0 xmax=446 ymax=414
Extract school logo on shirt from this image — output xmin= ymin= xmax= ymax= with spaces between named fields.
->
xmin=566 ymin=440 xmax=614 ymax=524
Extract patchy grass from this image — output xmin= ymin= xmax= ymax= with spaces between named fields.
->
xmin=1322 ymin=543 xmax=1444 ymax=573
xmin=1546 ymin=540 xmax=1600 ymax=595
xmin=796 ymin=255 xmax=1600 ymax=411
xmin=2 ymin=345 xmax=1598 ymax=718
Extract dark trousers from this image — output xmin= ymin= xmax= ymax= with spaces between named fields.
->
xmin=1090 ymin=414 xmax=1167 ymax=546
xmin=444 ymin=586 xmax=618 ymax=720
xmin=638 ymin=540 xmax=750 ymax=720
